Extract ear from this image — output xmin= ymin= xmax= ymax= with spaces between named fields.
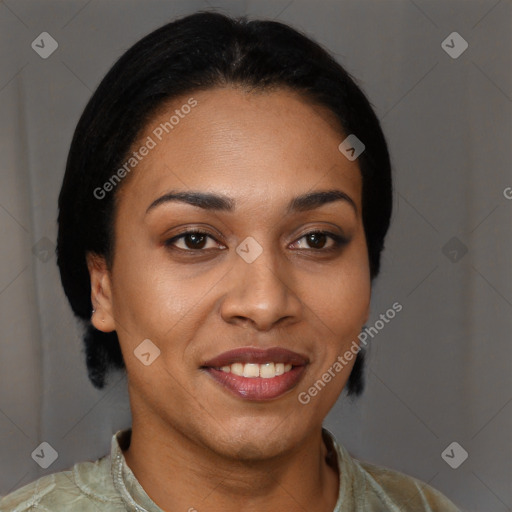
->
xmin=86 ymin=252 xmax=116 ymax=332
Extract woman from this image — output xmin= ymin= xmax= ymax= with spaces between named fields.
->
xmin=1 ymin=11 xmax=461 ymax=511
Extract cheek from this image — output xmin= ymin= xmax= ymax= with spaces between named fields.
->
xmin=311 ymin=245 xmax=371 ymax=336
xmin=110 ymin=241 xmax=222 ymax=354
xmin=111 ymin=266 xmax=179 ymax=341
xmin=108 ymin=236 xmax=176 ymax=342
xmin=300 ymin=249 xmax=370 ymax=403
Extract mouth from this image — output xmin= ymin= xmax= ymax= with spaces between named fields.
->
xmin=201 ymin=347 xmax=309 ymax=401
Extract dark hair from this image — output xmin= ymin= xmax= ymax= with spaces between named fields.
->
xmin=56 ymin=11 xmax=392 ymax=395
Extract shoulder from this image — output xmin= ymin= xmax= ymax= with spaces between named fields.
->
xmin=322 ymin=428 xmax=461 ymax=512
xmin=355 ymin=458 xmax=461 ymax=511
xmin=0 ymin=456 xmax=123 ymax=512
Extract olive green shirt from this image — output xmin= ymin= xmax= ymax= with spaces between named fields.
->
xmin=1 ymin=428 xmax=461 ymax=511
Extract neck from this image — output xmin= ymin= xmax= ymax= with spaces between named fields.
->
xmin=122 ymin=418 xmax=340 ymax=512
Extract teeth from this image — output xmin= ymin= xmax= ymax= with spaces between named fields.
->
xmin=231 ymin=363 xmax=244 ymax=377
xmin=216 ymin=362 xmax=295 ymax=378
xmin=243 ymin=363 xmax=260 ymax=378
xmin=260 ymin=362 xmax=275 ymax=378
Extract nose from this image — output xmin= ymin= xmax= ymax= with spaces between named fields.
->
xmin=220 ymin=244 xmax=303 ymax=331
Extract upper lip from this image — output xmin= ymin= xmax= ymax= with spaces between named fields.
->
xmin=202 ymin=347 xmax=309 ymax=368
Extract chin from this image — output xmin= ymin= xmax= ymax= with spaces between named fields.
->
xmin=210 ymin=418 xmax=304 ymax=460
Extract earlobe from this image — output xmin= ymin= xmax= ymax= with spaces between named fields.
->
xmin=86 ymin=252 xmax=116 ymax=332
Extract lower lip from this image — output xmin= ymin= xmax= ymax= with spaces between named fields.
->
xmin=204 ymin=366 xmax=307 ymax=401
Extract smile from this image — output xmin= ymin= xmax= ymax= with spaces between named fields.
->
xmin=215 ymin=362 xmax=293 ymax=378
xmin=202 ymin=347 xmax=309 ymax=401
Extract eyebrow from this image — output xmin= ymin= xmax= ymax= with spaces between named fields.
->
xmin=145 ymin=189 xmax=357 ymax=216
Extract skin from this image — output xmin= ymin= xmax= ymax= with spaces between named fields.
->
xmin=87 ymin=86 xmax=371 ymax=512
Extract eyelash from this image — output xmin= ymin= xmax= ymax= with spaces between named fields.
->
xmin=164 ymin=229 xmax=348 ymax=254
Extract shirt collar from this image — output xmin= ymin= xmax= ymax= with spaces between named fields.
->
xmin=111 ymin=429 xmax=164 ymax=512
xmin=110 ymin=426 xmax=362 ymax=512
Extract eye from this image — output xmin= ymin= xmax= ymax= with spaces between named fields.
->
xmin=164 ymin=229 xmax=348 ymax=253
xmin=291 ymin=230 xmax=348 ymax=251
xmin=164 ymin=230 xmax=224 ymax=251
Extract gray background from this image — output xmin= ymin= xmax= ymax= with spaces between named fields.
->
xmin=0 ymin=1 xmax=511 ymax=511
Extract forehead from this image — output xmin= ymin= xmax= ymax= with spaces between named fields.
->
xmin=117 ymin=86 xmax=362 ymax=214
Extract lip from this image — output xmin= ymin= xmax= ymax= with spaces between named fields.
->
xmin=201 ymin=347 xmax=309 ymax=401
xmin=202 ymin=347 xmax=309 ymax=367
xmin=203 ymin=366 xmax=308 ymax=401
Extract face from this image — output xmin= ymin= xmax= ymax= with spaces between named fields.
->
xmin=88 ymin=86 xmax=371 ymax=460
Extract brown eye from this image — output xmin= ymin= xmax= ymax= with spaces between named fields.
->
xmin=182 ymin=232 xmax=208 ymax=249
xmin=293 ymin=230 xmax=348 ymax=251
xmin=165 ymin=230 xmax=221 ymax=251
xmin=305 ymin=232 xmax=328 ymax=249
